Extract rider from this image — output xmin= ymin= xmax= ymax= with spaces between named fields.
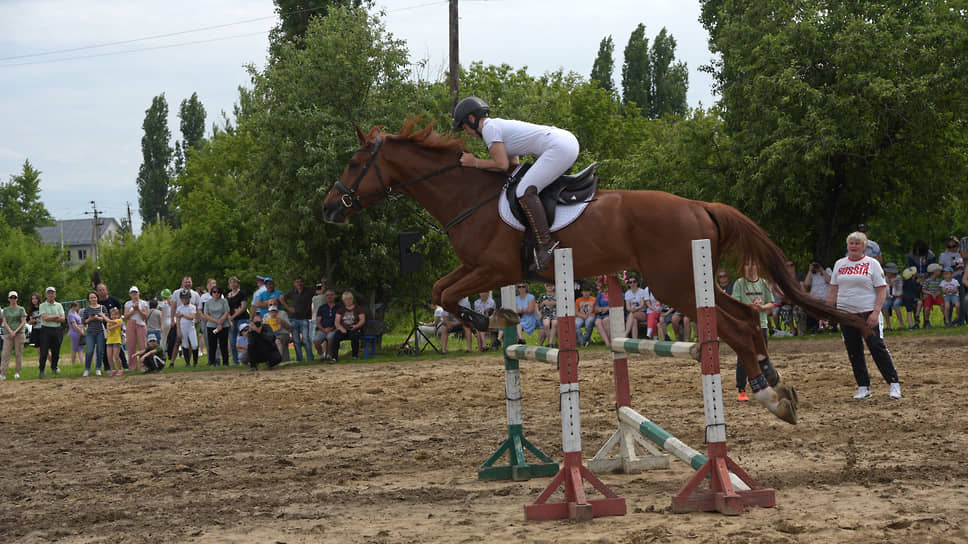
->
xmin=453 ymin=96 xmax=580 ymax=270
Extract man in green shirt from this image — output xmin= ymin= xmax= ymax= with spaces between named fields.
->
xmin=38 ymin=286 xmax=66 ymax=377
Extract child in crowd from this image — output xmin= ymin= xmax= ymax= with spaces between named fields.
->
xmin=730 ymin=260 xmax=777 ymax=402
xmin=146 ymin=298 xmax=163 ymax=344
xmin=658 ymin=304 xmax=675 ymax=341
xmin=236 ymin=322 xmax=249 ymax=365
xmin=881 ymin=263 xmax=904 ymax=331
xmin=593 ymin=286 xmax=611 ymax=346
xmin=940 ymin=266 xmax=961 ymax=327
xmin=901 ymin=266 xmax=923 ymax=330
xmin=177 ymin=291 xmax=199 ymax=366
xmin=134 ymin=333 xmax=166 ymax=373
xmin=105 ymin=307 xmax=124 ymax=376
xmin=574 ymin=285 xmax=596 ymax=347
xmin=537 ymin=282 xmax=558 ymax=347
xmin=921 ymin=263 xmax=943 ymax=328
xmin=67 ymin=302 xmax=84 ymax=364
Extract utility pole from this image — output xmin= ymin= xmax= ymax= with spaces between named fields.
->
xmin=84 ymin=201 xmax=101 ymax=266
xmin=449 ymin=0 xmax=460 ymax=113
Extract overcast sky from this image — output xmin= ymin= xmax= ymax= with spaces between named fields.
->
xmin=0 ymin=0 xmax=716 ymax=233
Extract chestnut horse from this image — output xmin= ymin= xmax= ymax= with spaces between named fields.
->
xmin=323 ymin=118 xmax=869 ymax=424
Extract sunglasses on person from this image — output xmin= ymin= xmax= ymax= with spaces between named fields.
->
xmin=627 ymin=280 xmax=638 ymax=285
xmin=516 ymin=284 xmax=528 ymax=288
xmin=948 ymin=244 xmax=958 ymax=249
xmin=718 ymin=274 xmax=729 ymax=279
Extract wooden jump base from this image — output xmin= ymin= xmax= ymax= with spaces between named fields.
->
xmin=478 ymin=286 xmax=559 ymax=482
xmin=590 ymin=239 xmax=775 ymax=515
xmin=504 ymin=249 xmax=626 ymax=521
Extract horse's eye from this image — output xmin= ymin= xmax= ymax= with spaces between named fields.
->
xmin=347 ymin=161 xmax=360 ymax=170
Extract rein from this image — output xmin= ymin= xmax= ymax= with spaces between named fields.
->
xmin=333 ymin=135 xmax=506 ymax=233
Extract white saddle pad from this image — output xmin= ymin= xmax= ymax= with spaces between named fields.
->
xmin=498 ymin=192 xmax=591 ymax=233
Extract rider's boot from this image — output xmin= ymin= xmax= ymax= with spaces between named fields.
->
xmin=518 ymin=186 xmax=558 ymax=271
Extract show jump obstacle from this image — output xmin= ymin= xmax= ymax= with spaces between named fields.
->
xmin=502 ymin=249 xmax=627 ymax=521
xmin=477 ymin=284 xmax=559 ymax=481
xmin=590 ymin=239 xmax=775 ymax=515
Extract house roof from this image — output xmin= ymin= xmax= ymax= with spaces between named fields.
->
xmin=37 ymin=218 xmax=121 ymax=247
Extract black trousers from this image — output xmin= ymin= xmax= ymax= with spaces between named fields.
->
xmin=38 ymin=326 xmax=63 ymax=372
xmin=206 ymin=327 xmax=229 ymax=366
xmin=841 ymin=311 xmax=899 ymax=387
xmin=332 ymin=329 xmax=361 ymax=359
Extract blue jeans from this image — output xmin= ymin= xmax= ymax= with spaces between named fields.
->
xmin=85 ymin=330 xmax=106 ymax=371
xmin=290 ymin=319 xmax=313 ymax=361
xmin=229 ymin=319 xmax=243 ymax=364
xmin=575 ymin=316 xmax=596 ymax=344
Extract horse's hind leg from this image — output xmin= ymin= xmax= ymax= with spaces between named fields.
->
xmin=714 ymin=291 xmax=798 ymax=424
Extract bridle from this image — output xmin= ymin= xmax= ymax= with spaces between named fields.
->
xmin=333 ymin=136 xmax=462 ymax=210
xmin=331 ymin=135 xmax=506 ymax=232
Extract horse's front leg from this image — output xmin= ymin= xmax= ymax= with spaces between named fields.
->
xmin=431 ymin=265 xmax=474 ymax=307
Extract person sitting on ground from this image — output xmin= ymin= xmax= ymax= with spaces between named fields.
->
xmin=246 ymin=313 xmax=281 ymax=371
xmin=921 ymin=263 xmax=944 ymax=328
xmin=134 ymin=332 xmax=166 ymax=373
xmin=574 ymin=284 xmax=596 ymax=347
xmin=333 ymin=292 xmax=366 ymax=360
xmin=537 ymin=282 xmax=558 ymax=347
xmin=940 ymin=266 xmax=961 ymax=327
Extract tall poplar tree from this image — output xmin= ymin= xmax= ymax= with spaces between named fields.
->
xmin=649 ymin=28 xmax=688 ymax=117
xmin=621 ymin=24 xmax=650 ymax=111
xmin=590 ymin=35 xmax=615 ymax=92
xmin=136 ymin=94 xmax=173 ymax=225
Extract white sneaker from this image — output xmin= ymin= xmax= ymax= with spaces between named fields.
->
xmin=853 ymin=386 xmax=872 ymax=399
xmin=13 ymin=373 xmax=19 ymax=379
xmin=82 ymin=370 xmax=89 ymax=377
xmin=95 ymin=369 xmax=102 ymax=376
xmin=889 ymin=383 xmax=902 ymax=399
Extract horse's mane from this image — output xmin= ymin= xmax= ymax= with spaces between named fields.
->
xmin=365 ymin=115 xmax=467 ymax=154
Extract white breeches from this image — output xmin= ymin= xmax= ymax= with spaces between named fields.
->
xmin=515 ymin=129 xmax=580 ymax=197
xmin=179 ymin=319 xmax=198 ymax=349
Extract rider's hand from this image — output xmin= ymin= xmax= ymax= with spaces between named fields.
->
xmin=459 ymin=152 xmax=479 ymax=168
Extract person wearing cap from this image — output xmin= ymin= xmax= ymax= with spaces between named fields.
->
xmin=879 ymin=263 xmax=904 ymax=331
xmin=939 ymin=266 xmax=961 ymax=327
xmin=1 ymin=291 xmax=28 ymax=380
xmin=235 ymin=322 xmax=250 ymax=365
xmin=176 ymin=289 xmax=200 ymax=366
xmin=124 ymin=286 xmax=149 ymax=370
xmin=854 ymin=224 xmax=882 ymax=263
xmin=170 ymin=276 xmax=201 ymax=346
xmin=900 ymin=266 xmax=923 ymax=330
xmin=921 ymin=262 xmax=944 ymax=328
xmin=253 ymin=277 xmax=284 ymax=319
xmin=264 ymin=304 xmax=291 ymax=361
xmin=134 ymin=332 xmax=166 ymax=373
xmin=159 ymin=288 xmax=173 ymax=352
xmin=36 ymin=286 xmax=66 ymax=377
xmin=251 ymin=275 xmax=267 ymax=314
xmin=827 ymin=230 xmax=902 ymax=400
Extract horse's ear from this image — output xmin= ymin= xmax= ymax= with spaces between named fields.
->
xmin=354 ymin=124 xmax=367 ymax=144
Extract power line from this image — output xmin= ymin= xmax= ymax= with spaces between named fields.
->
xmin=0 ymin=31 xmax=269 ymax=67
xmin=0 ymin=5 xmax=330 ymax=62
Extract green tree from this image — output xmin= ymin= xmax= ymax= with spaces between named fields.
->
xmin=700 ymin=0 xmax=968 ymax=261
xmin=136 ymin=94 xmax=173 ymax=226
xmin=0 ymin=221 xmax=68 ymax=298
xmin=179 ymin=92 xmax=207 ymax=153
xmin=269 ymin=0 xmax=372 ymax=52
xmin=0 ymin=159 xmax=53 ymax=236
xmin=621 ymin=23 xmax=650 ymax=111
xmin=590 ymin=35 xmax=615 ymax=93
xmin=648 ymin=28 xmax=688 ymax=118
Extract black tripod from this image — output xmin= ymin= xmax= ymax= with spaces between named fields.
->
xmin=399 ymin=271 xmax=439 ymax=355
xmin=397 ymin=231 xmax=439 ymax=355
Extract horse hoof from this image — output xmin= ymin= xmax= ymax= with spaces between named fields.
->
xmin=775 ymin=384 xmax=799 ymax=411
xmin=776 ymin=398 xmax=798 ymax=425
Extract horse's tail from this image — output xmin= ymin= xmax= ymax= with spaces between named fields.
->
xmin=703 ymin=202 xmax=872 ymax=335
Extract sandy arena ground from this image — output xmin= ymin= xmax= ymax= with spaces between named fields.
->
xmin=1 ymin=333 xmax=967 ymax=543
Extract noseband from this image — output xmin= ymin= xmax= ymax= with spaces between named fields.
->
xmin=332 ymin=136 xmax=463 ymax=210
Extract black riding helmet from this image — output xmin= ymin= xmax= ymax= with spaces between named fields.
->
xmin=453 ymin=96 xmax=490 ymax=134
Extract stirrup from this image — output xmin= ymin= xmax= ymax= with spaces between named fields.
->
xmin=532 ymin=241 xmax=560 ymax=271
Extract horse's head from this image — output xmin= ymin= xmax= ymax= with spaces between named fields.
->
xmin=323 ymin=125 xmax=390 ymax=224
